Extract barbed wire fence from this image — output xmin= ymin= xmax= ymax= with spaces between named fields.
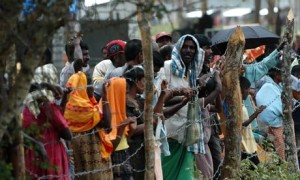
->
xmin=22 ymin=94 xmax=300 ymax=179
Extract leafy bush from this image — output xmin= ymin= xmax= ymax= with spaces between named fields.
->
xmin=240 ymin=153 xmax=300 ymax=180
xmin=0 ymin=161 xmax=13 ymax=180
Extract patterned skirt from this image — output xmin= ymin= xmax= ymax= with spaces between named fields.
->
xmin=70 ymin=129 xmax=113 ymax=180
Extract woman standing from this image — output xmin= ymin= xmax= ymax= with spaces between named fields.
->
xmin=64 ymin=59 xmax=113 ymax=179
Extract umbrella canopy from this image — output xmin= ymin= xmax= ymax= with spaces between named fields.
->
xmin=211 ymin=26 xmax=280 ymax=55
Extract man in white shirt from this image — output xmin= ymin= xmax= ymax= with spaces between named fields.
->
xmin=93 ymin=40 xmax=126 ymax=99
xmin=60 ymin=40 xmax=91 ymax=87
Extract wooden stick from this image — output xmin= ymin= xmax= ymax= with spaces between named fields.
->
xmin=137 ymin=1 xmax=155 ymax=179
xmin=221 ymin=26 xmax=245 ymax=179
xmin=282 ymin=9 xmax=299 ymax=172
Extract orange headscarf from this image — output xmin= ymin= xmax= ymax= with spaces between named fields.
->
xmin=106 ymin=77 xmax=128 ymax=140
xmin=64 ymin=72 xmax=113 ymax=159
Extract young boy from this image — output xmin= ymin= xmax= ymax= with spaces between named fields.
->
xmin=240 ymin=76 xmax=266 ymax=165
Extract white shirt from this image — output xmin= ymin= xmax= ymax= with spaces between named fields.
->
xmin=92 ymin=59 xmax=115 ymax=83
xmin=163 ymin=60 xmax=189 ymax=143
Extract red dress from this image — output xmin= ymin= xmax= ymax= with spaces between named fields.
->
xmin=23 ymin=102 xmax=69 ymax=180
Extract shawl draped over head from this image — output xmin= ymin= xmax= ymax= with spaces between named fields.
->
xmin=169 ymin=34 xmax=206 ymax=153
xmin=24 ymin=64 xmax=58 ymax=117
xmin=64 ymin=71 xmax=113 ymax=159
xmin=106 ymin=77 xmax=128 ymax=140
xmin=171 ymin=34 xmax=205 ymax=88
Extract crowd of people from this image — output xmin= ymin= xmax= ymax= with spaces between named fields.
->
xmin=22 ymin=31 xmax=300 ymax=180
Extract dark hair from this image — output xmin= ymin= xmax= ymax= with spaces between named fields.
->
xmin=239 ymin=76 xmax=251 ymax=90
xmin=267 ymin=62 xmax=282 ymax=79
xmin=80 ymin=41 xmax=89 ymax=51
xmin=184 ymin=36 xmax=196 ymax=44
xmin=153 ymin=51 xmax=164 ymax=68
xmin=123 ymin=66 xmax=144 ymax=88
xmin=291 ymin=65 xmax=300 ymax=76
xmin=159 ymin=44 xmax=174 ymax=60
xmin=125 ymin=39 xmax=142 ymax=62
xmin=193 ymin=34 xmax=211 ymax=48
xmin=42 ymin=48 xmax=52 ymax=64
xmin=73 ymin=59 xmax=83 ymax=73
xmin=65 ymin=41 xmax=89 ymax=63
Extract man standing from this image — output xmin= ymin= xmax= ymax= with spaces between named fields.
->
xmin=93 ymin=40 xmax=126 ymax=99
xmin=256 ymin=63 xmax=285 ymax=160
xmin=93 ymin=40 xmax=126 ymax=83
xmin=106 ymin=39 xmax=143 ymax=79
xmin=162 ymin=34 xmax=205 ymax=180
xmin=60 ymin=37 xmax=91 ymax=87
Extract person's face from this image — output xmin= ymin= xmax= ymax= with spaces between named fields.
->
xmin=276 ymin=73 xmax=282 ymax=83
xmin=157 ymin=36 xmax=171 ymax=48
xmin=113 ymin=53 xmax=126 ymax=67
xmin=82 ymin=49 xmax=90 ymax=67
xmin=180 ymin=39 xmax=196 ymax=66
xmin=202 ymin=45 xmax=213 ymax=64
xmin=136 ymin=77 xmax=146 ymax=94
xmin=102 ymin=48 xmax=107 ymax=59
xmin=241 ymin=87 xmax=250 ymax=100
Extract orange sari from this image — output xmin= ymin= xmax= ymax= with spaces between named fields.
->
xmin=106 ymin=77 xmax=128 ymax=140
xmin=64 ymin=71 xmax=113 ymax=159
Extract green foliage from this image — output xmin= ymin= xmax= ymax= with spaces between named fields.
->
xmin=240 ymin=153 xmax=300 ymax=180
xmin=0 ymin=161 xmax=13 ymax=180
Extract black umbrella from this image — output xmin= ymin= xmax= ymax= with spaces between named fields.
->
xmin=211 ymin=26 xmax=280 ymax=55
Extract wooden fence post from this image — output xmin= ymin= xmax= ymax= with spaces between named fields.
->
xmin=137 ymin=1 xmax=155 ymax=179
xmin=221 ymin=26 xmax=245 ymax=179
xmin=282 ymin=9 xmax=299 ymax=172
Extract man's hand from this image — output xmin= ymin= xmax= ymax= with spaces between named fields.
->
xmin=198 ymin=73 xmax=212 ymax=89
xmin=45 ymin=83 xmax=63 ymax=99
xmin=277 ymin=40 xmax=287 ymax=51
xmin=161 ymin=80 xmax=168 ymax=91
xmin=254 ymin=105 xmax=266 ymax=117
xmin=123 ymin=116 xmax=137 ymax=131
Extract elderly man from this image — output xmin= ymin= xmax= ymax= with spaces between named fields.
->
xmin=162 ymin=34 xmax=205 ymax=180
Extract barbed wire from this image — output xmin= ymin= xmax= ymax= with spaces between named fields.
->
xmin=74 ymin=142 xmax=144 ymax=177
xmin=23 ymin=110 xmax=297 ymax=180
xmin=25 ymin=138 xmax=290 ymax=180
xmin=22 ymin=86 xmax=300 ymax=179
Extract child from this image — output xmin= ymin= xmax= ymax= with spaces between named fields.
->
xmin=240 ymin=76 xmax=266 ymax=165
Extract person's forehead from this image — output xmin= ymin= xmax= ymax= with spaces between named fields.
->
xmin=183 ymin=39 xmax=196 ymax=46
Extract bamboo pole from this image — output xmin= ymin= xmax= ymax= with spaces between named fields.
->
xmin=221 ymin=26 xmax=245 ymax=179
xmin=137 ymin=1 xmax=155 ymax=179
xmin=282 ymin=9 xmax=299 ymax=172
